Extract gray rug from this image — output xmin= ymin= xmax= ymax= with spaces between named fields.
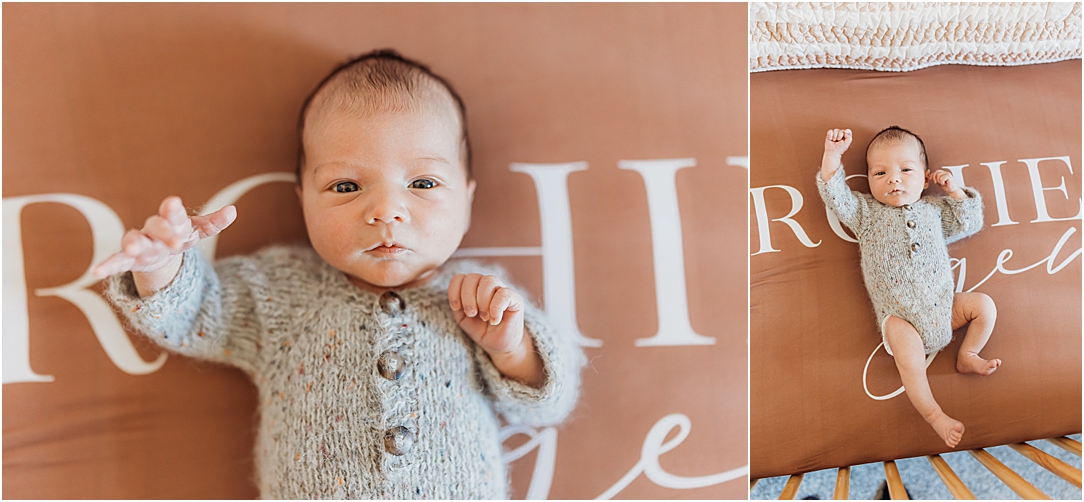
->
xmin=751 ymin=434 xmax=1082 ymax=500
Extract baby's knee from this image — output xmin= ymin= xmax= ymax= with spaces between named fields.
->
xmin=956 ymin=291 xmax=995 ymax=319
xmin=972 ymin=292 xmax=996 ymax=318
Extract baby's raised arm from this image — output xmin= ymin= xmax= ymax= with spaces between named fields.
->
xmin=821 ymin=128 xmax=852 ymax=182
xmin=92 ymin=196 xmax=236 ymax=296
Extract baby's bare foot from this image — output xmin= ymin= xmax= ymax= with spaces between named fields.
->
xmin=957 ymin=352 xmax=1001 ymax=375
xmin=927 ymin=411 xmax=965 ymax=448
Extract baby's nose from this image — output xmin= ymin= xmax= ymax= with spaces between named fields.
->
xmin=365 ymin=186 xmax=408 ymax=224
xmin=368 ymin=212 xmax=404 ymax=224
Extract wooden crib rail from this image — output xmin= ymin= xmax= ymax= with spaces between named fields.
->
xmin=1047 ymin=436 xmax=1082 ymax=457
xmin=968 ymin=448 xmax=1050 ymax=499
xmin=926 ymin=454 xmax=976 ymax=499
xmin=777 ymin=472 xmax=804 ymax=499
xmin=833 ymin=465 xmax=850 ymax=500
xmin=1009 ymin=442 xmax=1082 ymax=488
xmin=751 ymin=436 xmax=1082 ymax=500
xmin=882 ymin=460 xmax=908 ymax=499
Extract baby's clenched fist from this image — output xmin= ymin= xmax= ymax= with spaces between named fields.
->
xmin=824 ymin=128 xmax=853 ymax=158
xmin=447 ymin=273 xmax=527 ymax=355
xmin=929 ymin=170 xmax=960 ymax=195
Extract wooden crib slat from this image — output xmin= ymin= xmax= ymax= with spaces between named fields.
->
xmin=833 ymin=466 xmax=850 ymax=500
xmin=968 ymin=448 xmax=1050 ymax=499
xmin=883 ymin=460 xmax=909 ymax=500
xmin=778 ymin=473 xmax=804 ymax=500
xmin=1045 ymin=437 xmax=1083 ymax=457
xmin=926 ymin=454 xmax=976 ymax=500
xmin=1009 ymin=442 xmax=1082 ymax=488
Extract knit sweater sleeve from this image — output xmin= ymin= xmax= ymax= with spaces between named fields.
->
xmin=816 ymin=166 xmax=869 ymax=232
xmin=103 ymin=248 xmax=264 ymax=376
xmin=937 ymin=187 xmax=984 ymax=245
xmin=472 ymin=305 xmax=584 ymax=426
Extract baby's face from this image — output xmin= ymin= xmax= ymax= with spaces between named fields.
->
xmin=297 ymin=107 xmax=475 ymax=290
xmin=866 ymin=139 xmax=929 ymax=207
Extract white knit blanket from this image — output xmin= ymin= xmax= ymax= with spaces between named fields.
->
xmin=750 ymin=2 xmax=1082 ymax=72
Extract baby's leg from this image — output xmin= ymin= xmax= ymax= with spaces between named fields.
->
xmin=952 ymin=292 xmax=1001 ymax=375
xmin=884 ymin=316 xmax=965 ymax=448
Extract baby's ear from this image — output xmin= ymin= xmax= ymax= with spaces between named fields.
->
xmin=463 ymin=179 xmax=477 ymax=232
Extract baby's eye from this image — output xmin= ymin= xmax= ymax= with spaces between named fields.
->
xmin=902 ymin=167 xmax=913 ymax=172
xmin=409 ymin=179 xmax=437 ymax=189
xmin=874 ymin=171 xmax=886 ymax=176
xmin=334 ymin=181 xmax=359 ymax=193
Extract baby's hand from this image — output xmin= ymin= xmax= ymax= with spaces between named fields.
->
xmin=92 ymin=196 xmax=237 ymax=279
xmin=824 ymin=128 xmax=852 ymax=158
xmin=929 ymin=170 xmax=963 ymax=197
xmin=448 ymin=274 xmax=543 ymax=387
xmin=447 ymin=274 xmax=527 ymax=355
xmin=820 ymin=128 xmax=852 ymax=182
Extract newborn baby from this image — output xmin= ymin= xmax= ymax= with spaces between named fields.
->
xmin=817 ymin=126 xmax=1000 ymax=448
xmin=93 ymin=49 xmax=582 ymax=498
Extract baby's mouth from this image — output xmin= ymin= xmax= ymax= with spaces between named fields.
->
xmin=365 ymin=242 xmax=408 ymax=256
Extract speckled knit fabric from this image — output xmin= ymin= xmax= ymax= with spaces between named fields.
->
xmin=817 ymin=167 xmax=984 ymax=355
xmin=105 ymin=245 xmax=583 ymax=499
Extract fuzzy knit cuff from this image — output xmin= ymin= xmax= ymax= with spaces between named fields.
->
xmin=473 ymin=305 xmax=583 ymax=427
xmin=104 ymin=249 xmax=211 ymax=346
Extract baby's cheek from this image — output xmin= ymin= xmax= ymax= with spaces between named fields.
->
xmin=308 ymin=223 xmax=362 ymax=268
xmin=421 ymin=213 xmax=469 ymax=253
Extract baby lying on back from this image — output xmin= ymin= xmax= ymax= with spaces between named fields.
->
xmin=817 ymin=126 xmax=999 ymax=448
xmin=94 ymin=49 xmax=582 ymax=498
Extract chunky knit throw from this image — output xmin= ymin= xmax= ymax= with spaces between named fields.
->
xmin=105 ymin=245 xmax=583 ymax=499
xmin=817 ymin=167 xmax=984 ymax=355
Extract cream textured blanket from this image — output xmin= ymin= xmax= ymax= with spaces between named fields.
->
xmin=750 ymin=2 xmax=1082 ymax=72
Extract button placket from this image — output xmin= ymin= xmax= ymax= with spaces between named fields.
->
xmin=374 ymin=291 xmax=419 ymax=462
xmin=901 ymin=204 xmax=919 ymax=255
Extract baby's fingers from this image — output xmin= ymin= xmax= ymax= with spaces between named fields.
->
xmin=488 ymin=287 xmax=524 ymax=326
xmin=192 ymin=205 xmax=237 ymax=239
xmin=121 ymin=228 xmax=154 ymax=257
xmin=93 ymin=229 xmax=160 ymax=277
xmin=159 ymin=196 xmax=188 ymax=225
xmin=474 ymin=275 xmax=502 ymax=322
xmin=142 ymin=214 xmax=188 ymax=250
xmin=448 ymin=274 xmax=465 ymax=310
xmin=458 ymin=274 xmax=482 ymax=317
xmin=92 ymin=249 xmax=137 ymax=278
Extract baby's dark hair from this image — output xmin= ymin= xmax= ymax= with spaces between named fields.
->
xmin=865 ymin=126 xmax=927 ymax=170
xmin=295 ymin=49 xmax=472 ymax=183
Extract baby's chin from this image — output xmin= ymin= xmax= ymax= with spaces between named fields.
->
xmin=346 ymin=262 xmax=442 ymax=292
xmin=873 ymin=192 xmax=921 ymax=207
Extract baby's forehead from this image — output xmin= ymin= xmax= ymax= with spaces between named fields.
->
xmin=307 ymin=83 xmax=459 ymax=128
xmin=867 ymin=136 xmax=922 ymax=157
xmin=301 ymin=99 xmax=468 ymax=179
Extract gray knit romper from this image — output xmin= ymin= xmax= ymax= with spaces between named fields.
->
xmin=105 ymin=245 xmax=583 ymax=499
xmin=817 ymin=167 xmax=984 ymax=355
